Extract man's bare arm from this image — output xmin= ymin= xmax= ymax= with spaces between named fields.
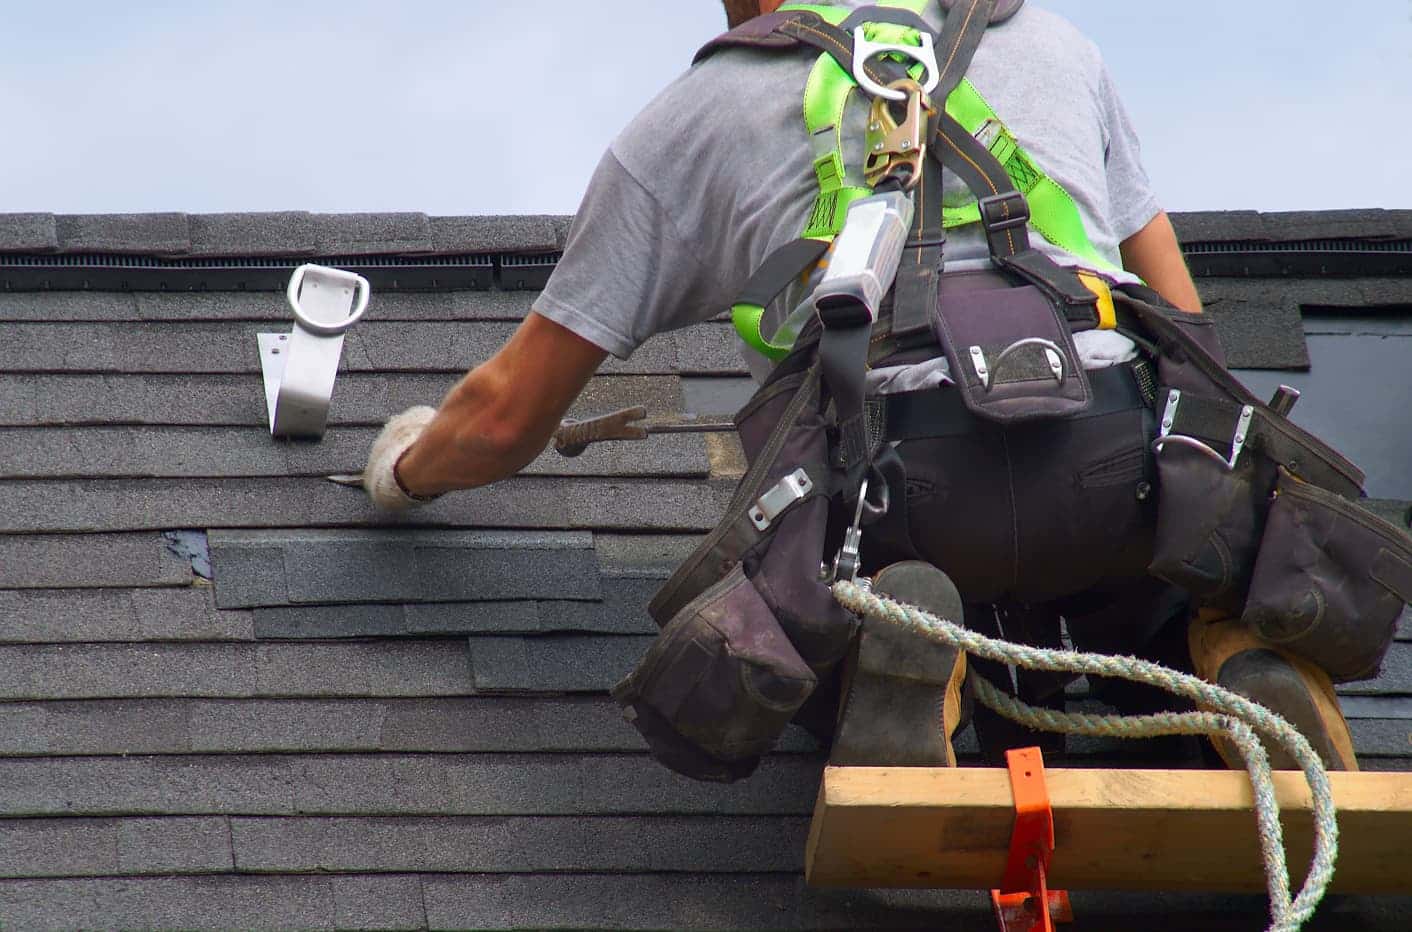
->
xmin=394 ymin=311 xmax=608 ymax=497
xmin=1119 ymin=210 xmax=1203 ymax=313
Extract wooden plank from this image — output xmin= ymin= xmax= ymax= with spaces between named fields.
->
xmin=806 ymin=766 xmax=1412 ymax=894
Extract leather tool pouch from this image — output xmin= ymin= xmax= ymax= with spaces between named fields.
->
xmin=932 ymin=274 xmax=1092 ymax=424
xmin=1114 ymin=288 xmax=1404 ymax=680
xmin=614 ymin=361 xmax=857 ymax=782
xmin=610 ymin=565 xmax=817 ymax=783
xmin=1242 ymin=470 xmax=1412 ymax=683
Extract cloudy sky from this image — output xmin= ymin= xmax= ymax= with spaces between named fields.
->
xmin=1 ymin=0 xmax=1408 ymax=216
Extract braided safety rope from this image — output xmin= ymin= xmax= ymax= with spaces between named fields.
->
xmin=832 ymin=579 xmax=1339 ymax=932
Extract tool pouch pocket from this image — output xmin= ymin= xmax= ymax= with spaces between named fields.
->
xmin=932 ymin=279 xmax=1092 ymax=424
xmin=1149 ymin=440 xmax=1276 ymax=615
xmin=1242 ymin=471 xmax=1412 ymax=683
xmin=611 ymin=565 xmax=818 ymax=783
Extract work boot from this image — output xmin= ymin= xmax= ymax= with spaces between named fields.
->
xmin=1188 ymin=611 xmax=1359 ymax=771
xmin=831 ymin=561 xmax=970 ymax=767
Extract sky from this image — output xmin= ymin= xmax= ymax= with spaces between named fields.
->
xmin=0 ymin=0 xmax=1408 ymax=216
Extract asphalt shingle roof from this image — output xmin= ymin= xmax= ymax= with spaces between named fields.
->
xmin=0 ymin=209 xmax=1409 ymax=929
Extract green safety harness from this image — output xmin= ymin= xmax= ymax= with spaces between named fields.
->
xmin=708 ymin=0 xmax=1124 ymax=362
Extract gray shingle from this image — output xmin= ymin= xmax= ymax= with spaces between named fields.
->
xmin=1173 ymin=209 xmax=1412 ymax=243
xmin=0 ymin=587 xmax=252 ymax=644
xmin=331 ymin=875 xmax=426 ymax=931
xmin=682 ymin=376 xmax=759 ymax=416
xmin=253 ymin=601 xmax=544 ymax=639
xmin=0 ymin=697 xmax=819 ymax=757
xmin=1349 ymin=719 xmax=1412 ymax=757
xmin=421 ymin=874 xmax=981 ymax=931
xmin=0 ymin=212 xmax=58 ymax=252
xmin=0 ymin=291 xmax=142 ymax=321
xmin=230 ymin=816 xmax=806 ymax=874
xmin=0 ymin=320 xmax=738 ymax=376
xmin=0 ymin=876 xmax=339 ymax=930
xmin=0 ymin=425 xmax=709 ymax=481
xmin=0 ymin=477 xmax=733 ymax=533
xmin=1338 ymin=643 xmax=1412 ymax=696
xmin=1206 ymin=299 xmax=1309 ymax=369
xmin=0 ymin=754 xmax=819 ymax=817
xmin=0 ymin=533 xmax=190 ymax=588
xmin=467 ymin=635 xmax=653 ymax=692
xmin=1172 ymin=211 xmax=1268 ymax=242
xmin=186 ymin=212 xmax=316 ymax=258
xmin=1259 ymin=209 xmax=1412 ymax=241
xmin=310 ymin=212 xmax=431 ymax=255
xmin=429 ymin=215 xmax=560 ymax=254
xmin=0 ymin=371 xmax=682 ymax=429
xmin=0 ymin=640 xmax=473 ymax=701
xmin=55 ymin=213 xmax=190 ymax=255
xmin=0 ymin=819 xmax=231 ymax=875
xmin=209 ymin=529 xmax=598 ymax=609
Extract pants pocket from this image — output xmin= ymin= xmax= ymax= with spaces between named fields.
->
xmin=612 ymin=565 xmax=817 ymax=782
xmin=1242 ymin=470 xmax=1412 ymax=683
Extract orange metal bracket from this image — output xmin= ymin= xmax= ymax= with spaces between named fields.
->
xmin=991 ymin=747 xmax=1074 ymax=932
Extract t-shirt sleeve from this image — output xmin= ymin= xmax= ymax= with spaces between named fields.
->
xmin=533 ymin=148 xmax=731 ymax=361
xmin=1097 ymin=64 xmax=1162 ymax=243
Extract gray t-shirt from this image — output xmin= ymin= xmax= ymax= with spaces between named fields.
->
xmin=536 ymin=1 xmax=1161 ymax=373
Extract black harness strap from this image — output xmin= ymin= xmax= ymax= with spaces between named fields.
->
xmin=891 ymin=0 xmax=997 ymax=341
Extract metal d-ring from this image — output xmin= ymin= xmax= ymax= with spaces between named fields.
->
xmin=976 ymin=338 xmax=1067 ymax=391
xmin=287 ymin=263 xmax=372 ymax=338
xmin=852 ymin=26 xmax=940 ymax=101
xmin=1150 ymin=389 xmax=1254 ymax=472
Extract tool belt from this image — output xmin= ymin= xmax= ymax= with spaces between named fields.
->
xmin=612 ymin=0 xmax=1412 ymax=782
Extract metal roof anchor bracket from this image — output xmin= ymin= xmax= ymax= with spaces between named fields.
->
xmin=258 ymin=264 xmax=372 ymax=439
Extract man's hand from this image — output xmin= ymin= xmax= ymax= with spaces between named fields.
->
xmin=363 ymin=406 xmax=439 ymax=510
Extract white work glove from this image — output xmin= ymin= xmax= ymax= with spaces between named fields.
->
xmin=364 ymin=406 xmax=439 ymax=510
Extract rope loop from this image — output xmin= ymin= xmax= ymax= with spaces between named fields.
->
xmin=832 ymin=579 xmax=1339 ymax=932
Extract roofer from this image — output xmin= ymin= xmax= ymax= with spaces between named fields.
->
xmin=359 ymin=0 xmax=1411 ymax=779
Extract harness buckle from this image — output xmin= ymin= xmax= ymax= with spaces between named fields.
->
xmin=851 ymin=26 xmax=939 ymax=101
xmin=978 ymin=192 xmax=1031 ymax=234
xmin=864 ymin=79 xmax=934 ymax=190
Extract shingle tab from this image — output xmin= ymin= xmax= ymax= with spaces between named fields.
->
xmin=0 ymin=371 xmax=685 ymax=429
xmin=309 ymin=212 xmax=431 ymax=256
xmin=0 ymin=819 xmax=231 ymax=875
xmin=421 ymin=873 xmax=983 ymax=931
xmin=0 ymin=212 xmax=58 ymax=252
xmin=0 ymin=533 xmax=190 ymax=588
xmin=0 ymin=753 xmax=818 ymax=817
xmin=429 ymin=215 xmax=560 ymax=254
xmin=467 ymin=635 xmax=653 ymax=692
xmin=0 ymin=697 xmax=818 ymax=756
xmin=0 ymin=876 xmax=339 ymax=930
xmin=0 ymin=477 xmax=733 ymax=533
xmin=55 ymin=213 xmax=190 ymax=255
xmin=230 ymin=815 xmax=806 ymax=873
xmin=0 ymin=425 xmax=709 ymax=480
xmin=0 ymin=640 xmax=471 ymax=701
xmin=331 ymin=875 xmax=426 ymax=931
xmin=186 ymin=212 xmax=316 ymax=258
xmin=1207 ymin=300 xmax=1309 ymax=369
xmin=209 ymin=529 xmax=598 ymax=609
xmin=0 ymin=587 xmax=252 ymax=644
xmin=253 ymin=601 xmax=543 ymax=639
xmin=0 ymin=320 xmax=739 ymax=376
